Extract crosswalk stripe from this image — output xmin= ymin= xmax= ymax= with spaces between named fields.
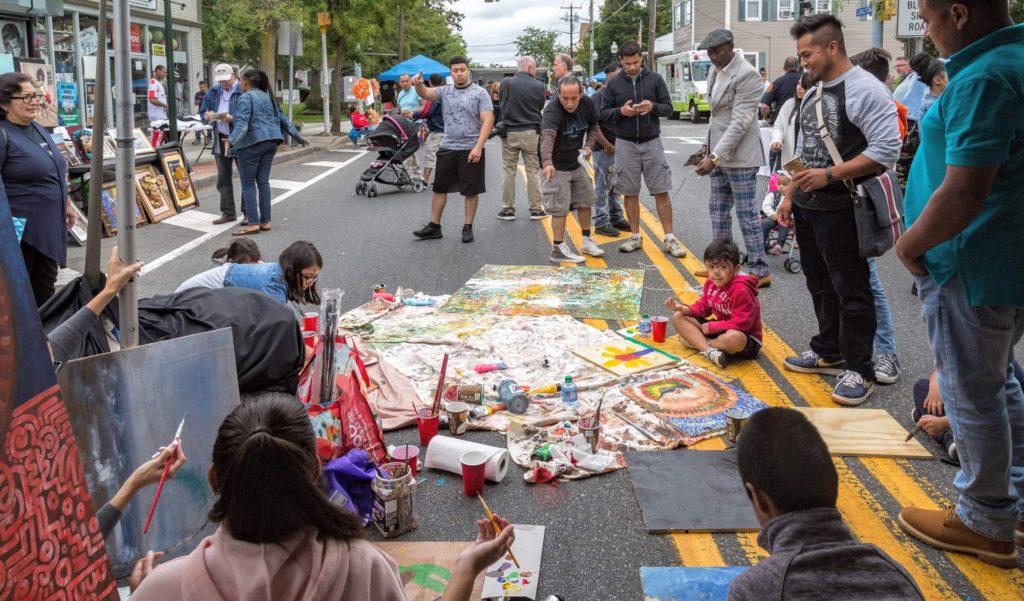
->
xmin=162 ymin=210 xmax=234 ymax=234
xmin=302 ymin=161 xmax=348 ymax=168
xmin=268 ymin=179 xmax=306 ymax=190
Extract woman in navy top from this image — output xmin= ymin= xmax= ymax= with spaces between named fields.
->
xmin=0 ymin=72 xmax=71 ymax=305
xmin=227 ymin=69 xmax=283 ymax=236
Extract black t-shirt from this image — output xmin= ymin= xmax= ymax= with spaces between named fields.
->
xmin=541 ymin=94 xmax=597 ymax=171
xmin=15 ymin=122 xmax=51 ymax=156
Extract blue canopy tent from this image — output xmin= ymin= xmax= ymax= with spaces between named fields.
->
xmin=587 ymin=71 xmax=607 ymax=82
xmin=378 ymin=55 xmax=450 ymax=81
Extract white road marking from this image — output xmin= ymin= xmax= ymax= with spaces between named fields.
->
xmin=329 ymin=148 xmax=366 ymax=153
xmin=268 ymin=179 xmax=305 ymax=190
xmin=664 ymin=150 xmax=678 ymax=154
xmin=140 ymin=152 xmax=367 ymax=275
xmin=303 ymin=161 xmax=349 ymax=168
xmin=163 ymin=210 xmax=234 ymax=234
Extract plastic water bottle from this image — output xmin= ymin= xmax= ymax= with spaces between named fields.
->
xmin=638 ymin=313 xmax=652 ymax=338
xmin=561 ymin=375 xmax=578 ymax=409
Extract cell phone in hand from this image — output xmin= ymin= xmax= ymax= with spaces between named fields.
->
xmin=684 ymin=150 xmax=704 ymax=166
xmin=783 ymin=157 xmax=808 ymax=174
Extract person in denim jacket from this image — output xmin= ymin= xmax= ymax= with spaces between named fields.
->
xmin=228 ymin=69 xmax=283 ymax=235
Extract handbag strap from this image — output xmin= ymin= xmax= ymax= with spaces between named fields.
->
xmin=813 ymin=82 xmax=856 ymax=194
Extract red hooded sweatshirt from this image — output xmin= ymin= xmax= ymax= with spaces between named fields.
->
xmin=686 ymin=273 xmax=763 ymax=341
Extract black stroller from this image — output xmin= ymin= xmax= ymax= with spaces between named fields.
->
xmin=355 ymin=114 xmax=424 ymax=197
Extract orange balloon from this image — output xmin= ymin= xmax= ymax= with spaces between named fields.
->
xmin=352 ymin=78 xmax=371 ymax=100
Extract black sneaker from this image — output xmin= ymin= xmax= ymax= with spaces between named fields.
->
xmin=612 ymin=219 xmax=632 ymax=231
xmin=529 ymin=209 xmax=547 ymax=220
xmin=595 ymin=224 xmax=621 ymax=237
xmin=941 ymin=431 xmax=959 ymax=464
xmin=462 ymin=224 xmax=474 ymax=243
xmin=497 ymin=208 xmax=515 ymax=221
xmin=874 ymin=353 xmax=901 ymax=384
xmin=413 ymin=222 xmax=442 ymax=239
xmin=783 ymin=350 xmax=846 ymax=376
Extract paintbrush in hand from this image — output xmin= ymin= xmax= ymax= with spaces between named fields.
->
xmin=431 ymin=352 xmax=450 ymax=416
xmin=143 ymin=416 xmax=186 ymax=534
xmin=477 ymin=493 xmax=519 ymax=568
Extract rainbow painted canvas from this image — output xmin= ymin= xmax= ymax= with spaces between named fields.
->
xmin=573 ymin=340 xmax=678 ymax=377
xmin=439 ymin=264 xmax=644 ymax=320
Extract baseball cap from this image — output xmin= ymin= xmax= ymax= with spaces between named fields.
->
xmin=214 ymin=63 xmax=234 ymax=82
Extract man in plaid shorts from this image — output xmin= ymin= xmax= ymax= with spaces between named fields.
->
xmin=693 ymin=29 xmax=771 ymax=288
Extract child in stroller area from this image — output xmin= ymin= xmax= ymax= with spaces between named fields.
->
xmin=348 ymin=106 xmax=374 ymax=145
xmin=760 ymin=172 xmax=792 ymax=255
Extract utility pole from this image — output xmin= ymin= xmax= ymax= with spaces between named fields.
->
xmin=114 ymin=0 xmax=138 ymax=346
xmin=397 ymin=11 xmax=405 ymax=62
xmin=318 ymin=12 xmax=330 ymax=136
xmin=163 ymin=0 xmax=176 ymax=142
xmin=647 ymin=0 xmax=657 ymax=69
xmin=561 ymin=3 xmax=581 ymax=55
xmin=588 ymin=0 xmax=594 ymax=76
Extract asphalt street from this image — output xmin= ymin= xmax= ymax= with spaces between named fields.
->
xmin=67 ymin=120 xmax=1024 ymax=600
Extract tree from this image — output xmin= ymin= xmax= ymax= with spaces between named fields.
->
xmin=591 ymin=0 xmax=672 ymax=69
xmin=515 ymin=27 xmax=560 ymax=67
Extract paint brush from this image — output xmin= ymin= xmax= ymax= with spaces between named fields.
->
xmin=143 ymin=416 xmax=186 ymax=534
xmin=595 ymin=392 xmax=607 ymax=425
xmin=431 ymin=352 xmax=450 ymax=416
xmin=904 ymin=424 xmax=924 ymax=443
xmin=610 ymin=409 xmax=659 ymax=442
xmin=477 ymin=493 xmax=519 ymax=569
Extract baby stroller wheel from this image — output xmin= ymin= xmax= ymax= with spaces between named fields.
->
xmin=367 ymin=184 xmax=378 ymax=198
xmin=784 ymin=258 xmax=801 ymax=273
xmin=355 ymin=182 xmax=365 ymax=195
xmin=412 ymin=180 xmax=425 ymax=193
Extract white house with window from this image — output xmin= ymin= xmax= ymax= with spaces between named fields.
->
xmin=671 ymin=0 xmax=905 ymax=77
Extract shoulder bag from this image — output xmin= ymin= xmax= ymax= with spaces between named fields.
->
xmin=814 ymin=83 xmax=905 ymax=258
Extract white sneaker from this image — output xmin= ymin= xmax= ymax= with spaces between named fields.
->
xmin=619 ymin=235 xmax=643 ymax=253
xmin=704 ymin=348 xmax=728 ymax=368
xmin=663 ymin=237 xmax=688 ymax=258
xmin=581 ymin=236 xmax=605 ymax=257
xmin=549 ymin=242 xmax=585 ymax=264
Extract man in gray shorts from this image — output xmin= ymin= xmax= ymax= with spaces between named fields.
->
xmin=540 ymin=77 xmax=604 ymax=263
xmin=598 ymin=40 xmax=687 ymax=257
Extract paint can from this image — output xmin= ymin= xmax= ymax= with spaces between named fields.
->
xmin=372 ymin=461 xmax=418 ymax=538
xmin=446 ymin=402 xmax=470 ymax=436
xmin=496 ymin=379 xmax=530 ymax=415
xmin=444 ymin=383 xmax=483 ymax=405
xmin=578 ymin=417 xmax=602 ymax=454
xmin=724 ymin=408 xmax=750 ymax=444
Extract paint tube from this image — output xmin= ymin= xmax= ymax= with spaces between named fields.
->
xmin=474 ymin=362 xmax=507 ymax=374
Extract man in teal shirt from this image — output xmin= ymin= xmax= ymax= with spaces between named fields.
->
xmin=895 ymin=0 xmax=1024 ymax=568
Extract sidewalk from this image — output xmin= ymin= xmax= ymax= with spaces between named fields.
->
xmin=184 ymin=121 xmax=355 ymax=189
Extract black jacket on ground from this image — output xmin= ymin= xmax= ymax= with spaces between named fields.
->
xmin=598 ymin=65 xmax=673 ymax=144
xmin=499 ymin=72 xmax=546 ymax=132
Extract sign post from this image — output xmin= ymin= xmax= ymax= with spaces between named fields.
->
xmin=318 ymin=12 xmax=330 ymax=135
xmin=897 ymin=0 xmax=925 ymax=37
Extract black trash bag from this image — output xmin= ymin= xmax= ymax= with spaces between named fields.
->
xmin=38 ymin=274 xmax=118 ymax=361
xmin=138 ymin=287 xmax=304 ymax=394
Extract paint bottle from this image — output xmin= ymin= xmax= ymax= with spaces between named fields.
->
xmin=496 ymin=380 xmax=530 ymax=415
xmin=638 ymin=313 xmax=652 ymax=338
xmin=560 ymin=375 xmax=578 ymax=409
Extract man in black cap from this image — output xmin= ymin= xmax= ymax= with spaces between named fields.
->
xmin=693 ymin=29 xmax=770 ymax=289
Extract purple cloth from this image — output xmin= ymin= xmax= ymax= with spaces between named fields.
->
xmin=324 ymin=449 xmax=376 ymax=524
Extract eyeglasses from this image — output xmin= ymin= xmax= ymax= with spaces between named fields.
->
xmin=300 ymin=271 xmax=319 ymax=284
xmin=13 ymin=93 xmax=44 ymax=102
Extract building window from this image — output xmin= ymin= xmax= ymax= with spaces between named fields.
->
xmin=683 ymin=0 xmax=692 ymax=25
xmin=745 ymin=0 xmax=762 ymax=20
xmin=815 ymin=0 xmax=831 ymax=13
xmin=778 ymin=0 xmax=794 ymax=19
xmin=673 ymin=3 xmax=682 ymax=29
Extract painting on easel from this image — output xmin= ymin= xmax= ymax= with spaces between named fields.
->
xmin=574 ymin=340 xmax=678 ymax=377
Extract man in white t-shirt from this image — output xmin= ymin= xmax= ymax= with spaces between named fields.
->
xmin=148 ymin=65 xmax=169 ymax=147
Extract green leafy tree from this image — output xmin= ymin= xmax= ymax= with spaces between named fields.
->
xmin=592 ymin=0 xmax=672 ymax=69
xmin=515 ymin=27 xmax=560 ymax=67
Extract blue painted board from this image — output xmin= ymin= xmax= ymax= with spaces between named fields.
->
xmin=641 ymin=567 xmax=747 ymax=601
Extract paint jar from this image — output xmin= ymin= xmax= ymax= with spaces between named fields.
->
xmin=416 ymin=409 xmax=439 ymax=447
xmin=446 ymin=402 xmax=470 ymax=436
xmin=458 ymin=384 xmax=484 ymax=404
xmin=371 ymin=462 xmax=418 ymax=538
xmin=578 ymin=417 xmax=602 ymax=454
xmin=724 ymin=408 xmax=750 ymax=444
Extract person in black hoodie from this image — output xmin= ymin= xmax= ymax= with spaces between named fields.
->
xmin=598 ymin=40 xmax=686 ymax=258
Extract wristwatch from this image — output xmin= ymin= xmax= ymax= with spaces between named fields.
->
xmin=825 ymin=166 xmax=834 ymax=184
xmin=708 ymin=152 xmax=721 ymax=166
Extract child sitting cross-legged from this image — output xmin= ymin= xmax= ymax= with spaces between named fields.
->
xmin=663 ymin=239 xmax=762 ymax=368
xmin=728 ymin=407 xmax=925 ymax=600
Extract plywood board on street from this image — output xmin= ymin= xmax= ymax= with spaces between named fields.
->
xmin=795 ymin=407 xmax=932 ymax=459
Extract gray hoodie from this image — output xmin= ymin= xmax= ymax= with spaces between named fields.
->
xmin=727 ymin=507 xmax=924 ymax=601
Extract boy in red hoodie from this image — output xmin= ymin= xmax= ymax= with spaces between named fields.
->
xmin=664 ymin=239 xmax=763 ymax=368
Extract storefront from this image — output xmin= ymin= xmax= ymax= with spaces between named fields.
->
xmin=0 ymin=0 xmax=203 ymax=129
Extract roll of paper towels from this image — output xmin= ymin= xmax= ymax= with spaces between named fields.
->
xmin=424 ymin=437 xmax=510 ymax=483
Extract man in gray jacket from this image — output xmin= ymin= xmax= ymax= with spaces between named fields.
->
xmin=694 ymin=29 xmax=770 ymax=288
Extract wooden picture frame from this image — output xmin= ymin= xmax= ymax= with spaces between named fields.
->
xmin=134 ymin=165 xmax=175 ymax=223
xmin=99 ymin=181 xmax=146 ymax=237
xmin=68 ymin=202 xmax=87 ymax=245
xmin=106 ymin=127 xmax=156 ymax=155
xmin=160 ymin=149 xmax=198 ymax=210
xmin=56 ymin=139 xmax=82 ymax=167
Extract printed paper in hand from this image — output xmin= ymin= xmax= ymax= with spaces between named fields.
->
xmin=481 ymin=524 xmax=545 ymax=599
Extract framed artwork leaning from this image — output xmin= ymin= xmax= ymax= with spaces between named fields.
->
xmin=134 ymin=165 xmax=175 ymax=223
xmin=160 ymin=149 xmax=197 ymax=209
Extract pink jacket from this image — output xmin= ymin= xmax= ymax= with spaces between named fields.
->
xmin=131 ymin=526 xmax=408 ymax=601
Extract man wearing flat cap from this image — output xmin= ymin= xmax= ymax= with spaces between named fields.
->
xmin=694 ymin=29 xmax=771 ymax=288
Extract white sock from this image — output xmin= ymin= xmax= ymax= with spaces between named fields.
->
xmin=630 ymin=233 xmax=641 ymax=240
xmin=665 ymin=233 xmax=677 ymax=241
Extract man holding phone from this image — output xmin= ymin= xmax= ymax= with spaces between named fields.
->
xmin=199 ymin=64 xmax=241 ymax=225
xmin=693 ymin=29 xmax=771 ymax=289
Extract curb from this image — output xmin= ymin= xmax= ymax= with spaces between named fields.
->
xmin=192 ymin=143 xmax=338 ymax=190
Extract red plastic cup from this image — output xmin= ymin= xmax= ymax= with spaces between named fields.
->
xmin=416 ymin=409 xmax=439 ymax=447
xmin=302 ymin=312 xmax=319 ymax=332
xmin=391 ymin=444 xmax=420 ymax=478
xmin=460 ymin=451 xmax=488 ymax=497
xmin=303 ymin=331 xmax=316 ymax=350
xmin=651 ymin=316 xmax=669 ymax=343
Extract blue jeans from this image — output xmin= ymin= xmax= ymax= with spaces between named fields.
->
xmin=592 ymin=148 xmax=623 ymax=228
xmin=917 ymin=273 xmax=1024 ymax=542
xmin=868 ymin=258 xmax=897 ymax=355
xmin=235 ymin=140 xmax=278 ymax=224
xmin=224 ymin=262 xmax=287 ymax=304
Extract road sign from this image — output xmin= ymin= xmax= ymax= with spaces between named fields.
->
xmin=897 ymin=0 xmax=925 ymax=37
xmin=856 ymin=5 xmax=873 ymax=17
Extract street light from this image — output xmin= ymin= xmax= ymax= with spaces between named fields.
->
xmin=610 ymin=41 xmax=618 ymax=55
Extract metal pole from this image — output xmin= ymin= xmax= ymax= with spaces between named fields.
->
xmin=872 ymin=17 xmax=883 ymax=48
xmin=288 ymin=26 xmax=295 ymax=121
xmin=164 ymin=0 xmax=177 ymax=141
xmin=114 ymin=0 xmax=138 ymax=347
xmin=84 ymin=0 xmax=109 ymax=287
xmin=725 ymin=0 xmax=731 ymax=30
xmin=355 ymin=61 xmax=363 ymax=113
xmin=647 ymin=0 xmax=656 ymax=69
xmin=321 ymin=28 xmax=329 ymax=135
xmin=588 ymin=0 xmax=594 ymax=76
xmin=72 ymin=12 xmax=87 ymax=127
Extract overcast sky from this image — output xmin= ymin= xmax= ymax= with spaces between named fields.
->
xmin=455 ymin=0 xmax=606 ymax=66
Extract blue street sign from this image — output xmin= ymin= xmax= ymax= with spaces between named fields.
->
xmin=856 ymin=5 xmax=873 ymax=16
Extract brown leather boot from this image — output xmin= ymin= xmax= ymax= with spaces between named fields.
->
xmin=898 ymin=506 xmax=1018 ymax=567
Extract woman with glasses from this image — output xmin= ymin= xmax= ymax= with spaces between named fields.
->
xmin=0 ymin=71 xmax=74 ymax=305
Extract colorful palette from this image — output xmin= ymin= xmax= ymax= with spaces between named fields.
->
xmin=439 ymin=264 xmax=644 ymax=320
